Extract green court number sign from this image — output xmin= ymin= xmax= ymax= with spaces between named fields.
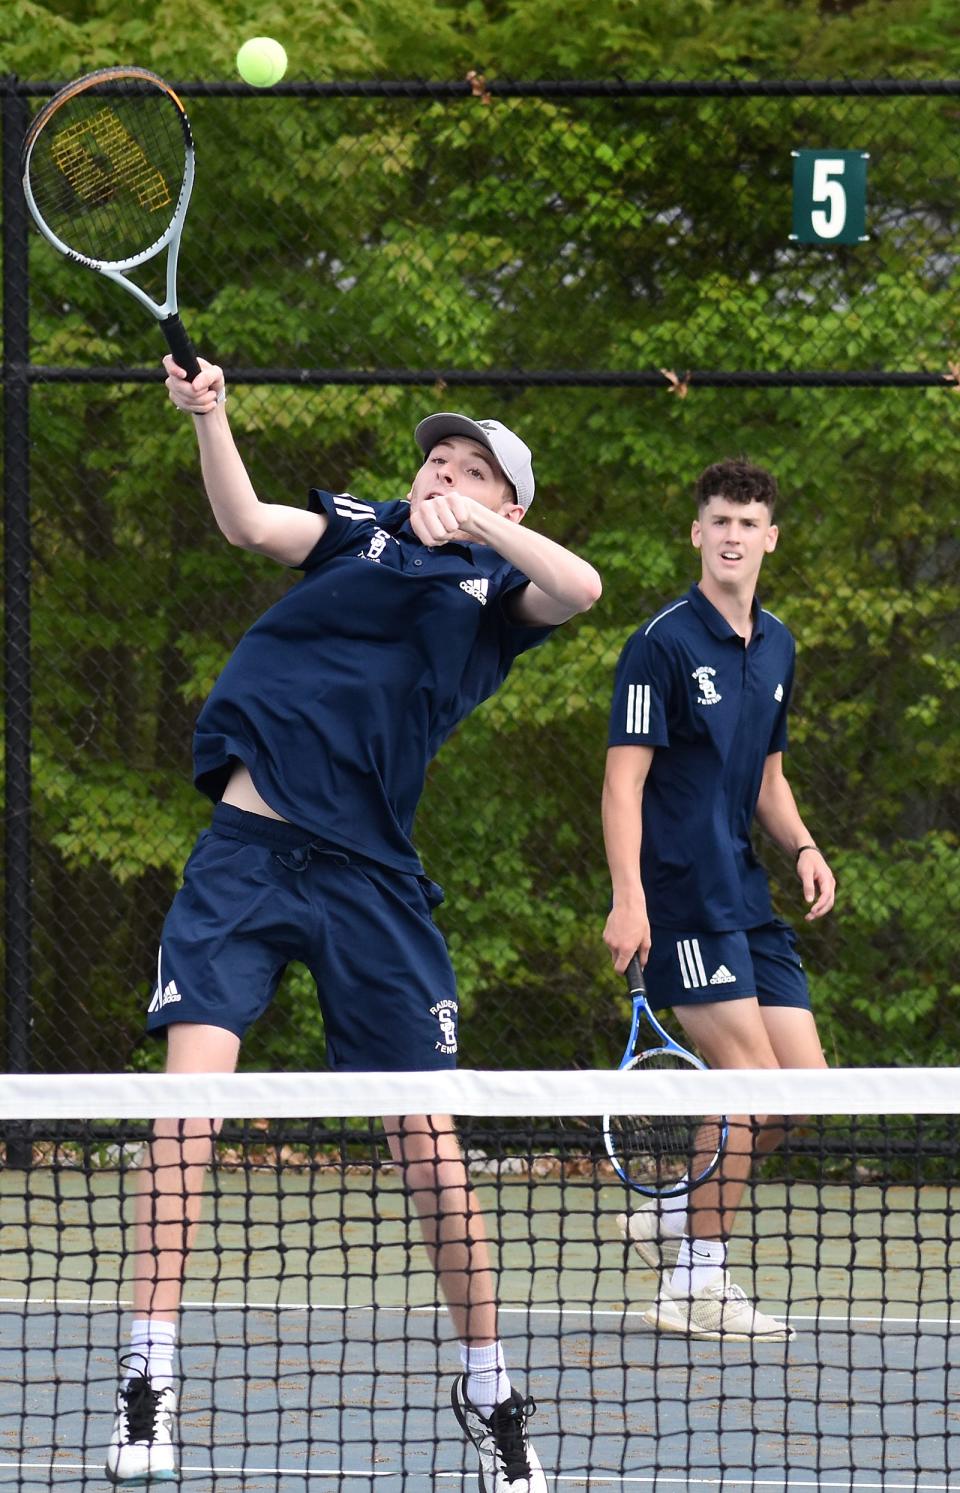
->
xmin=790 ymin=150 xmax=869 ymax=245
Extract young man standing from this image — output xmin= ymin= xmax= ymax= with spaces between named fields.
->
xmin=106 ymin=355 xmax=601 ymax=1489
xmin=602 ymin=458 xmax=835 ymax=1342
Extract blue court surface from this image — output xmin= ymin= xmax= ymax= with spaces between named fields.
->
xmin=0 ymin=1165 xmax=957 ymax=1490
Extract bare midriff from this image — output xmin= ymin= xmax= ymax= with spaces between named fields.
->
xmin=220 ymin=761 xmax=289 ymax=822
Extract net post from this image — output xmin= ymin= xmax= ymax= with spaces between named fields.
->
xmin=2 ymin=75 xmax=35 ymax=1165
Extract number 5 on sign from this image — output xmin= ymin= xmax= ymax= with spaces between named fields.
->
xmin=790 ymin=149 xmax=869 ymax=245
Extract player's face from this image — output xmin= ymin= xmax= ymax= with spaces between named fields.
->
xmin=692 ymin=496 xmax=778 ymax=592
xmin=408 ymin=436 xmax=518 ymax=521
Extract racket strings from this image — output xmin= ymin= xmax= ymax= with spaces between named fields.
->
xmin=607 ymin=1050 xmax=725 ymax=1188
xmin=608 ymin=1112 xmax=712 ymax=1180
xmin=27 ymin=88 xmax=188 ymax=264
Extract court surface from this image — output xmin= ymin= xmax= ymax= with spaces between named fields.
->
xmin=1 ymin=1166 xmax=957 ymax=1489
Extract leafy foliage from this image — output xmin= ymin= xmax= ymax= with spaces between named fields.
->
xmin=3 ymin=2 xmax=959 ymax=1072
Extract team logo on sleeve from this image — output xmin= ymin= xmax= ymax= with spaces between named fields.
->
xmin=431 ymin=998 xmax=459 ymax=1055
xmin=692 ymin=665 xmax=722 ymax=706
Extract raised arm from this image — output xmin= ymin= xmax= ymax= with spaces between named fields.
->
xmin=409 ymin=490 xmax=601 ymax=624
xmin=498 ymin=518 xmax=603 ymax=624
xmin=165 ymin=356 xmax=327 ymax=567
xmin=602 ymin=744 xmax=655 ymax=972
xmin=755 ymin=752 xmax=836 ymax=920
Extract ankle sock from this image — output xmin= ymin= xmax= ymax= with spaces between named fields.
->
xmin=125 ymin=1319 xmax=177 ymax=1391
xmin=460 ymin=1340 xmax=511 ymax=1417
xmin=670 ymin=1237 xmax=727 ymax=1296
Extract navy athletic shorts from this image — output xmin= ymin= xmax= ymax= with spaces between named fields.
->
xmin=146 ymin=804 xmax=459 ymax=1071
xmin=643 ymin=918 xmax=810 ymax=1012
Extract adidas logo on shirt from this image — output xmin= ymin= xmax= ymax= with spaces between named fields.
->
xmin=148 ymin=979 xmax=182 ymax=1013
xmin=459 ymin=578 xmax=489 ymax=605
xmin=774 ymin=683 xmax=784 ymax=702
xmin=709 ymin=965 xmax=737 ymax=985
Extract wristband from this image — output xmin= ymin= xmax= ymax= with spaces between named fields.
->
xmin=795 ymin=844 xmax=818 ymax=863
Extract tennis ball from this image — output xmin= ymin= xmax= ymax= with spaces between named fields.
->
xmin=236 ymin=37 xmax=288 ymax=88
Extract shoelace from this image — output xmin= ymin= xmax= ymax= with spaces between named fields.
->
xmin=119 ymin=1375 xmax=166 ymax=1443
xmin=490 ymin=1395 xmax=537 ymax=1482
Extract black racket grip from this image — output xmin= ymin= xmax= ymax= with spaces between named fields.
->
xmin=625 ymin=954 xmax=645 ymax=993
xmin=160 ymin=313 xmax=201 ymax=381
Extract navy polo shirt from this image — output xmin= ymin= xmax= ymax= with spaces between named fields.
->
xmin=607 ymin=584 xmax=796 ymax=931
xmin=194 ymin=491 xmax=554 ymax=874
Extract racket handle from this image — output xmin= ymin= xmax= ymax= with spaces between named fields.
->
xmin=625 ymin=954 xmax=645 ymax=993
xmin=160 ymin=313 xmax=201 ymax=381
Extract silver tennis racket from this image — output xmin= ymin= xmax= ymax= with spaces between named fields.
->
xmin=21 ymin=66 xmax=199 ymax=377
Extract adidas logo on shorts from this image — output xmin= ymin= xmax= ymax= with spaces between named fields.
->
xmin=148 ymin=979 xmax=182 ymax=1013
xmin=709 ymin=965 xmax=737 ymax=985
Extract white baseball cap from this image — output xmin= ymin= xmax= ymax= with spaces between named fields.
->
xmin=414 ymin=412 xmax=536 ymax=510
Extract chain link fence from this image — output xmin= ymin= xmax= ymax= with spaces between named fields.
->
xmin=2 ymin=77 xmax=958 ymax=1074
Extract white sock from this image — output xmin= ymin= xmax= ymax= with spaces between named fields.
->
xmin=125 ymin=1319 xmax=177 ymax=1391
xmin=670 ymin=1237 xmax=727 ymax=1297
xmin=660 ymin=1185 xmax=688 ymax=1236
xmin=460 ymin=1341 xmax=511 ymax=1417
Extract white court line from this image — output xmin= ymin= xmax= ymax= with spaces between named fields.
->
xmin=1 ymin=1466 xmax=958 ymax=1490
xmin=0 ymin=1296 xmax=954 ymax=1328
xmin=0 ymin=1463 xmax=394 ymax=1480
xmin=536 ymin=1483 xmax=960 ymax=1491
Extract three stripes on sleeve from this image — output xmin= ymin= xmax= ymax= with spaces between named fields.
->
xmin=624 ymin=682 xmax=651 ymax=735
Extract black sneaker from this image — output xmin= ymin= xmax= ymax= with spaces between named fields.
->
xmin=105 ymin=1357 xmax=177 ymax=1484
xmin=451 ymin=1375 xmax=547 ymax=1492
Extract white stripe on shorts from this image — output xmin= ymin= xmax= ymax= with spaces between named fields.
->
xmin=676 ymin=938 xmax=708 ymax=989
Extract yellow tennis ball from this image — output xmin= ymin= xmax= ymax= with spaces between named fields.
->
xmin=236 ymin=37 xmax=287 ymax=87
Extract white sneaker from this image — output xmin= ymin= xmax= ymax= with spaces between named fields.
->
xmin=642 ymin=1270 xmax=795 ymax=1342
xmin=105 ymin=1371 xmax=177 ymax=1483
xmin=616 ymin=1203 xmax=683 ymax=1273
xmin=451 ymin=1375 xmax=547 ymax=1492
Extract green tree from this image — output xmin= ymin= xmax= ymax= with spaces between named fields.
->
xmin=2 ymin=0 xmax=958 ymax=1071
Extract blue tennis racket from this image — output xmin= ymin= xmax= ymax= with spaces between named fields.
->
xmin=603 ymin=955 xmax=728 ymax=1197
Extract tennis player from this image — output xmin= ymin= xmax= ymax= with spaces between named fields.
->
xmin=106 ymin=356 xmax=601 ymax=1488
xmin=602 ymin=458 xmax=835 ymax=1342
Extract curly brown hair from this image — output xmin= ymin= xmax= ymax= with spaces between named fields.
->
xmin=694 ymin=458 xmax=778 ymax=515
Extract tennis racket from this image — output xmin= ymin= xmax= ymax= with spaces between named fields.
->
xmin=21 ymin=66 xmax=200 ymax=378
xmin=603 ymin=954 xmax=728 ymax=1197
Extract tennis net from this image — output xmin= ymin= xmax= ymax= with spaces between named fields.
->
xmin=1 ymin=1067 xmax=958 ymax=1491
